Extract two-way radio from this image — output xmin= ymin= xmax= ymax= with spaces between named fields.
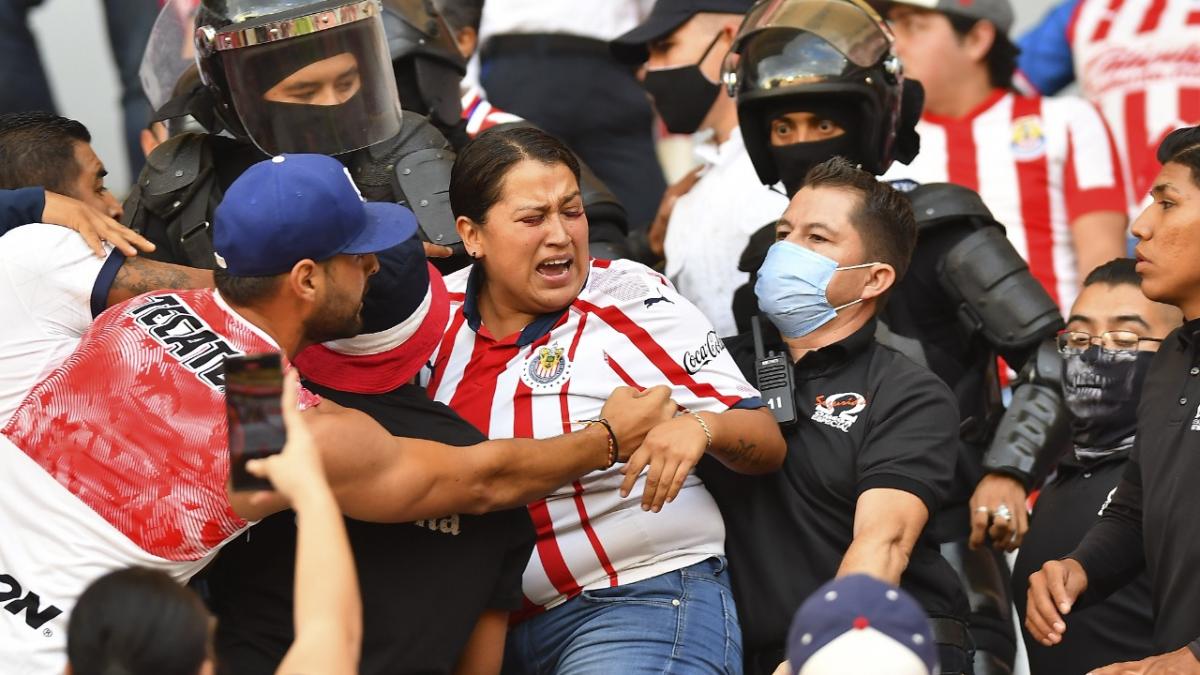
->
xmin=752 ymin=316 xmax=798 ymax=427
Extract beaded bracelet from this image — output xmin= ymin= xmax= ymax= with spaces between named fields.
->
xmin=576 ymin=418 xmax=619 ymax=468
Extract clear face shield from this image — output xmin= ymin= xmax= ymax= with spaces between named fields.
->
xmin=721 ymin=0 xmax=895 ymax=97
xmin=141 ymin=0 xmax=203 ymax=114
xmin=197 ymin=0 xmax=403 ymax=156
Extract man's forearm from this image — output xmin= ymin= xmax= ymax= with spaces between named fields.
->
xmin=838 ymin=537 xmax=909 ymax=586
xmin=700 ymin=407 xmax=787 ymax=474
xmin=315 ymin=403 xmax=612 ymax=522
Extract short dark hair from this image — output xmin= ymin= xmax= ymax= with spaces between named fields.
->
xmin=67 ymin=567 xmax=210 ymax=675
xmin=803 ymin=156 xmax=918 ymax=282
xmin=434 ymin=0 xmax=483 ymax=33
xmin=1082 ymin=257 xmax=1141 ymax=288
xmin=1157 ymin=125 xmax=1200 ymax=187
xmin=947 ymin=15 xmax=1018 ymax=91
xmin=0 ymin=111 xmax=92 ymax=195
xmin=214 ymin=267 xmax=284 ymax=306
xmin=450 ymin=126 xmax=581 ymax=225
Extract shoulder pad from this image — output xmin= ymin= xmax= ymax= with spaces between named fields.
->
xmin=907 ymin=182 xmax=1003 ymax=233
xmin=137 ymin=132 xmax=210 ymax=198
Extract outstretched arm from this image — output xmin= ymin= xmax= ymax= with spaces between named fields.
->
xmin=233 ymin=385 xmax=678 ymax=523
xmin=838 ymin=488 xmax=928 ymax=585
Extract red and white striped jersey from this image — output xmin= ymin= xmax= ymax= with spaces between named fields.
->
xmin=1070 ymin=0 xmax=1200 ymax=201
xmin=0 ymin=289 xmax=314 ymax=673
xmin=461 ymin=84 xmax=524 ymax=138
xmin=423 ymin=259 xmax=762 ymax=615
xmin=882 ymin=90 xmax=1126 ymax=312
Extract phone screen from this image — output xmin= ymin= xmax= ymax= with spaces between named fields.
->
xmin=224 ymin=353 xmax=285 ymax=492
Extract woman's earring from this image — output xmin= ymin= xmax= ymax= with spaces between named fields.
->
xmin=468 ymin=250 xmax=478 ymax=259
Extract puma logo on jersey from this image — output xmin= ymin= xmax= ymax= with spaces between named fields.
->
xmin=644 ymin=292 xmax=674 ymax=309
xmin=129 ymin=294 xmax=245 ymax=391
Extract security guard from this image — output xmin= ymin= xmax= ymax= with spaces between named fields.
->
xmin=699 ymin=155 xmax=970 ymax=675
xmin=126 ymin=0 xmax=632 ymax=269
xmin=721 ymin=1 xmax=1066 ymax=672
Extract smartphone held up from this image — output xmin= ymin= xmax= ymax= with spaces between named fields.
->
xmin=224 ymin=353 xmax=286 ymax=492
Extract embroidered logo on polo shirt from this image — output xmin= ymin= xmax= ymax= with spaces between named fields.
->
xmin=811 ymin=392 xmax=868 ymax=432
xmin=521 ymin=343 xmax=572 ymax=390
xmin=1191 ymin=403 xmax=1200 ymax=431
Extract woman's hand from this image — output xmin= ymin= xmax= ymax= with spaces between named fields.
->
xmin=41 ymin=190 xmax=155 ymax=257
xmin=599 ymin=385 xmax=676 ymax=457
xmin=619 ymin=413 xmax=709 ymax=513
xmin=245 ymin=370 xmax=332 ymax=506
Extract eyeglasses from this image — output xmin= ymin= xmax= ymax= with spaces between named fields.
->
xmin=1056 ymin=330 xmax=1163 ymax=355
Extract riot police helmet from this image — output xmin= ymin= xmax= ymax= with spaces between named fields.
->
xmin=723 ymin=0 xmax=922 ymax=191
xmin=194 ymin=0 xmax=404 ymax=156
xmin=381 ymin=0 xmax=466 ymax=129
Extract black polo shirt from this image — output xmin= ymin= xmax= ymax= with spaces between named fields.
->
xmin=204 ymin=383 xmax=535 ymax=675
xmin=1071 ymin=318 xmax=1200 ymax=655
xmin=699 ymin=318 xmax=969 ymax=661
xmin=1012 ymin=452 xmax=1154 ymax=673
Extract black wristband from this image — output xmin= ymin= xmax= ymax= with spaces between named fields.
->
xmin=578 ymin=418 xmax=619 ymax=468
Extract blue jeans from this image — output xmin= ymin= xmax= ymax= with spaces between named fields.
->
xmin=503 ymin=557 xmax=743 ymax=675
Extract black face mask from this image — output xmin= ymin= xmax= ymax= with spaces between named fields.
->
xmin=258 ymin=89 xmax=375 ymax=156
xmin=1062 ymin=346 xmax=1156 ymax=452
xmin=641 ymin=33 xmax=722 ymax=135
xmin=769 ymin=136 xmax=862 ymax=196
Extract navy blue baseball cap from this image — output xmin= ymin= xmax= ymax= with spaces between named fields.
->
xmin=213 ymin=154 xmax=417 ymax=276
xmin=788 ymin=575 xmax=938 ymax=675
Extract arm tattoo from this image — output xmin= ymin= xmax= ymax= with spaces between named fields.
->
xmin=109 ymin=256 xmax=214 ymax=306
xmin=721 ymin=438 xmax=763 ymax=466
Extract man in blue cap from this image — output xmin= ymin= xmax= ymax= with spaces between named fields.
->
xmin=0 ymin=152 xmax=413 ymax=671
xmin=0 ymin=153 xmax=676 ymax=671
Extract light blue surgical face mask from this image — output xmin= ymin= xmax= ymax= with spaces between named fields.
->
xmin=755 ymin=240 xmax=878 ymax=338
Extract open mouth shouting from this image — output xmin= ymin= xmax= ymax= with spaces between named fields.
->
xmin=536 ymin=255 xmax=575 ymax=286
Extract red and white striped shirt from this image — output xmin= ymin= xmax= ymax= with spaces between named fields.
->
xmin=1069 ymin=0 xmax=1200 ymax=202
xmin=461 ymin=84 xmax=524 ymax=138
xmin=0 ymin=289 xmax=315 ymax=673
xmin=424 ymin=259 xmax=761 ymax=615
xmin=883 ymin=90 xmax=1126 ymax=312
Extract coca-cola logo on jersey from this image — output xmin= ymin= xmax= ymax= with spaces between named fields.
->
xmin=683 ymin=331 xmax=725 ymax=375
xmin=1083 ymin=46 xmax=1200 ymax=97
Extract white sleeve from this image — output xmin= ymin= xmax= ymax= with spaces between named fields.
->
xmin=580 ymin=261 xmax=762 ymax=416
xmin=0 ymin=224 xmax=119 ymax=421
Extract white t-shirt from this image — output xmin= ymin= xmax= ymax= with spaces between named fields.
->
xmin=664 ymin=128 xmax=790 ymax=337
xmin=0 ymin=224 xmax=121 ymax=423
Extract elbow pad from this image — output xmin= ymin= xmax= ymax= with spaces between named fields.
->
xmin=982 ymin=339 xmax=1070 ymax=485
xmin=938 ymin=226 xmax=1064 ymax=351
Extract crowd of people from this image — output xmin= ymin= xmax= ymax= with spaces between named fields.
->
xmin=0 ymin=0 xmax=1198 ymax=674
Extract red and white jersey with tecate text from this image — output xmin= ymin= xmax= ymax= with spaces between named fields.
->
xmin=423 ymin=259 xmax=761 ymax=616
xmin=0 ymin=289 xmax=314 ymax=673
xmin=883 ymin=90 xmax=1126 ymax=313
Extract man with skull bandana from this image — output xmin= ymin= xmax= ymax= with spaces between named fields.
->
xmin=1011 ymin=258 xmax=1174 ymax=675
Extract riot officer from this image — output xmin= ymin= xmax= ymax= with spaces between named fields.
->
xmin=721 ymin=1 xmax=1067 ymax=672
xmin=126 ymin=0 xmax=631 ymax=268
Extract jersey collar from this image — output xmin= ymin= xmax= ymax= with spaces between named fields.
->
xmin=461 ymin=263 xmax=571 ymax=348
